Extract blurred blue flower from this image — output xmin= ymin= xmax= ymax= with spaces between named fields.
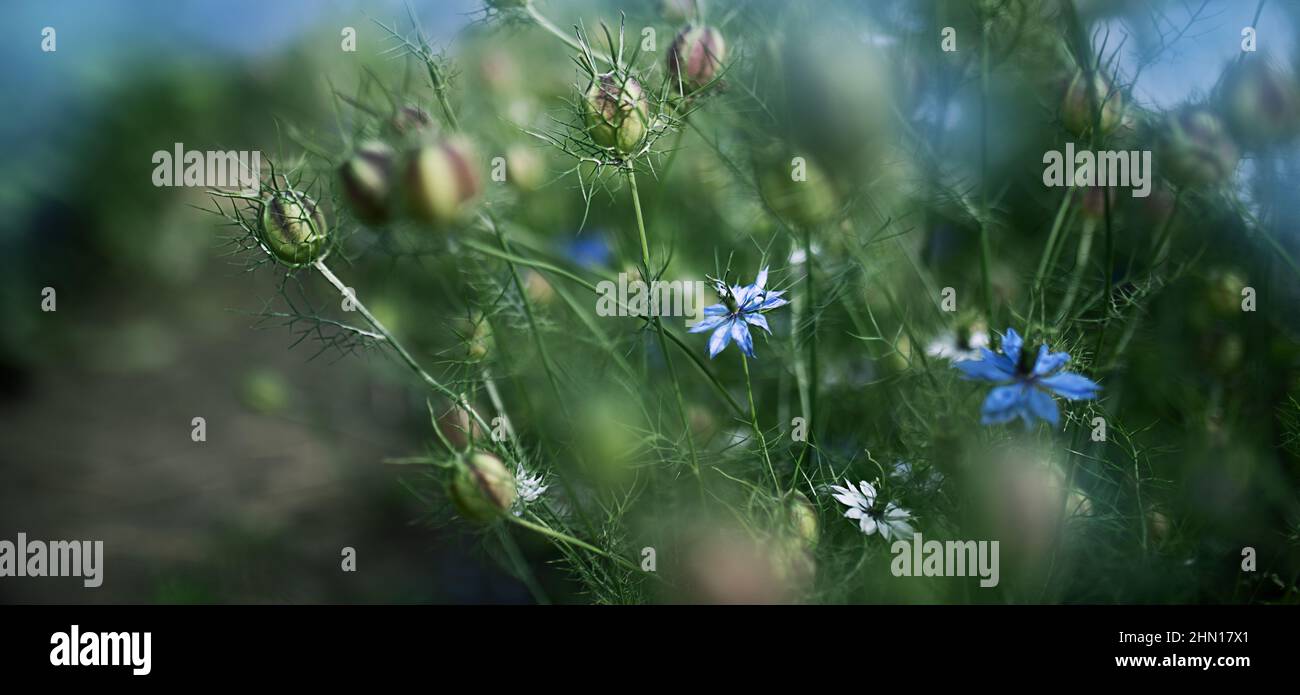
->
xmin=563 ymin=234 xmax=612 ymax=269
xmin=689 ymin=267 xmax=788 ymax=358
xmin=953 ymin=328 xmax=1100 ymax=427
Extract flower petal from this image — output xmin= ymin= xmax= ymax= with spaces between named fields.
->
xmin=954 ymin=351 xmax=1015 ymax=381
xmin=1039 ymin=371 xmax=1100 ymax=400
xmin=760 ymin=290 xmax=788 ymax=311
xmin=688 ymin=312 xmax=729 ymax=334
xmin=980 ymin=384 xmax=1028 ymax=425
xmin=858 ymin=480 xmax=877 ymax=505
xmin=754 ymin=267 xmax=769 ymax=291
xmin=744 ymin=312 xmax=771 ymax=333
xmin=1026 ymin=387 xmax=1060 ymax=427
xmin=707 ymin=320 xmax=733 ymax=358
xmin=1000 ymin=328 xmax=1023 ymax=364
xmin=858 ymin=515 xmax=878 ymax=536
xmin=1032 ymin=344 xmax=1071 ymax=376
xmin=731 ymin=319 xmax=755 ymax=357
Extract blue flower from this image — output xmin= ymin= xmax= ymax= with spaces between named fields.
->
xmin=689 ymin=267 xmax=789 ymax=358
xmin=953 ymin=328 xmax=1100 ymax=427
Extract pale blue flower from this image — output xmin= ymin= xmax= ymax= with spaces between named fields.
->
xmin=689 ymin=267 xmax=788 ymax=358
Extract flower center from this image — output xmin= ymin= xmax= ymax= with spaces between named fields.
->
xmin=1016 ymin=344 xmax=1039 ymax=377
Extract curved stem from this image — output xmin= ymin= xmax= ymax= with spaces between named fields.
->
xmin=627 ymin=170 xmax=702 ymax=484
xmin=526 ymin=1 xmax=613 ymax=65
xmin=507 ymin=514 xmax=641 ymax=573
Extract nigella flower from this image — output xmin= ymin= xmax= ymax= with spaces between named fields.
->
xmin=512 ymin=465 xmax=548 ymax=516
xmin=828 ymin=480 xmax=915 ymax=540
xmin=689 ymin=267 xmax=788 ymax=358
xmin=954 ymin=328 xmax=1100 ymax=427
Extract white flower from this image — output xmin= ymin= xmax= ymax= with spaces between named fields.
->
xmin=513 ymin=466 xmax=548 ymax=515
xmin=828 ymin=479 xmax=915 ymax=540
xmin=925 ymin=328 xmax=989 ymax=362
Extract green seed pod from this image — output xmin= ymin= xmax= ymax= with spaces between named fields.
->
xmin=338 ymin=141 xmax=396 ymax=224
xmin=505 ymin=144 xmax=545 ymax=192
xmin=1156 ymin=107 xmax=1240 ymax=187
xmin=661 ymin=0 xmax=698 ymax=23
xmin=1220 ymin=56 xmax=1300 ymax=147
xmin=454 ymin=310 xmax=493 ymax=361
xmin=258 ymin=190 xmax=329 ymax=267
xmin=405 ymin=137 xmax=482 ymax=227
xmin=785 ymin=491 xmax=819 ymax=548
xmin=449 ymin=451 xmax=517 ymax=523
xmin=583 ymin=72 xmax=649 ymax=154
xmin=667 ymin=24 xmax=726 ymax=93
xmin=1060 ymin=70 xmax=1124 ymax=136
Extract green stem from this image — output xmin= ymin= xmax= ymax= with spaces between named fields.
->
xmin=460 ymin=239 xmax=745 ymax=416
xmin=507 ymin=514 xmax=641 ymax=573
xmin=627 ymin=170 xmax=701 ymax=484
xmin=804 ymin=225 xmax=818 ymax=445
xmin=313 ymin=261 xmax=496 ymax=444
xmin=526 ymin=1 xmax=613 ymax=65
xmin=978 ymin=16 xmax=994 ymax=323
xmin=742 ymin=354 xmax=779 ymax=490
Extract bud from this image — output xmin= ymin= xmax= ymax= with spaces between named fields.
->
xmin=785 ymin=491 xmax=819 ymax=548
xmin=258 ymin=190 xmax=329 ymax=266
xmin=449 ymin=451 xmax=517 ymax=523
xmin=505 ymin=144 xmax=545 ymax=192
xmin=661 ymin=0 xmax=698 ymax=23
xmin=338 ymin=141 xmax=396 ymax=224
xmin=1156 ymin=108 xmax=1240 ymax=187
xmin=405 ymin=137 xmax=482 ymax=227
xmin=523 ymin=269 xmax=554 ymax=305
xmin=667 ymin=25 xmax=726 ymax=93
xmin=583 ymin=72 xmax=649 ymax=154
xmin=388 ymin=105 xmax=435 ymax=138
xmin=1060 ymin=70 xmax=1123 ymax=137
xmin=1220 ymin=56 xmax=1300 ymax=147
xmin=437 ymin=403 xmax=484 ymax=449
xmin=454 ymin=310 xmax=493 ymax=361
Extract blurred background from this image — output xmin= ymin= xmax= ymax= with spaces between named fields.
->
xmin=1 ymin=0 xmax=1300 ymax=604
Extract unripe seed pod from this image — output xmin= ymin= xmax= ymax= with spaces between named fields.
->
xmin=505 ymin=144 xmax=545 ymax=192
xmin=258 ymin=190 xmax=329 ymax=267
xmin=785 ymin=491 xmax=819 ymax=548
xmin=449 ymin=451 xmax=517 ymax=523
xmin=661 ymin=0 xmax=698 ymax=23
xmin=1060 ymin=70 xmax=1123 ymax=136
xmin=667 ymin=24 xmax=726 ymax=93
xmin=454 ymin=310 xmax=493 ymax=361
xmin=338 ymin=141 xmax=396 ymax=224
xmin=436 ymin=403 xmax=484 ymax=450
xmin=389 ymin=105 xmax=435 ymax=138
xmin=1220 ymin=57 xmax=1300 ymax=147
xmin=583 ymin=72 xmax=649 ymax=154
xmin=405 ymin=137 xmax=482 ymax=227
xmin=1156 ymin=108 xmax=1240 ymax=187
